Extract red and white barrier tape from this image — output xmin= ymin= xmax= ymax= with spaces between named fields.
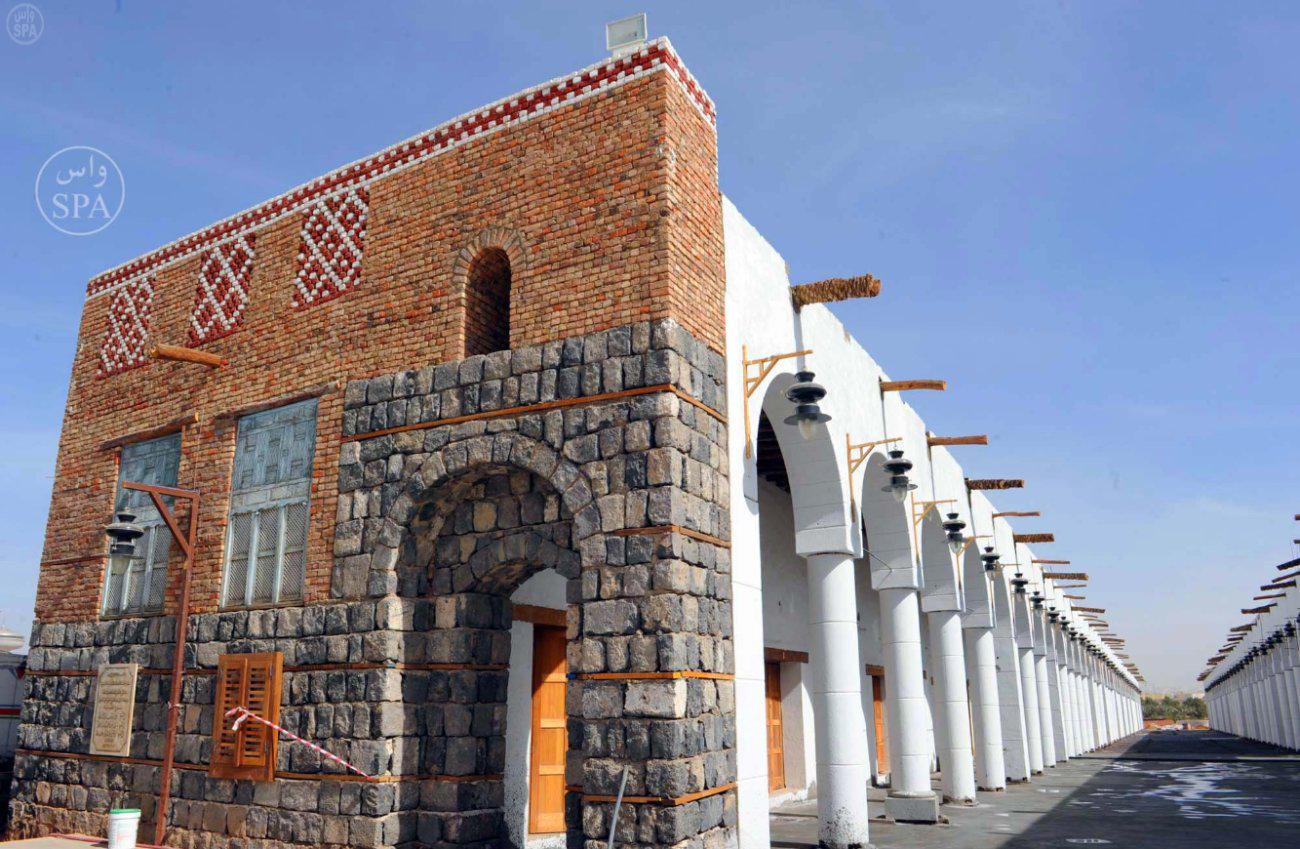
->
xmin=225 ymin=705 xmax=373 ymax=779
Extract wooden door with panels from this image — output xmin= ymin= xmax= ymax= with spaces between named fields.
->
xmin=528 ymin=624 xmax=567 ymax=834
xmin=867 ymin=664 xmax=889 ymax=774
xmin=764 ymin=661 xmax=785 ymax=792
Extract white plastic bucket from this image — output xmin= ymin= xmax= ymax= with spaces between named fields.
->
xmin=107 ymin=808 xmax=142 ymax=849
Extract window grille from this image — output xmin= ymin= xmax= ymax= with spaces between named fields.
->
xmin=222 ymin=399 xmax=317 ymax=607
xmin=103 ymin=432 xmax=181 ymax=616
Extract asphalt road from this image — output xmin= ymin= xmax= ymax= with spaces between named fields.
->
xmin=769 ymin=730 xmax=1300 ymax=849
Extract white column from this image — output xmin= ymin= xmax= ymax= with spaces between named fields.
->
xmin=1034 ymin=651 xmax=1057 ymax=767
xmin=1018 ymin=642 xmax=1044 ymax=773
xmin=805 ymin=552 xmax=872 ymax=848
xmin=1049 ymin=626 xmax=1075 ymax=758
xmin=992 ymin=608 xmax=1029 ymax=781
xmin=964 ymin=627 xmax=1006 ymax=790
xmin=928 ymin=610 xmax=976 ymax=803
xmin=1286 ymin=635 xmax=1300 ymax=750
xmin=880 ymin=586 xmax=940 ymax=822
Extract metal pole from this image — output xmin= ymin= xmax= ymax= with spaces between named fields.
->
xmin=126 ymin=482 xmax=200 ymax=848
xmin=606 ymin=766 xmax=629 ymax=849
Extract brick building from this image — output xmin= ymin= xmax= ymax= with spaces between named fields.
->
xmin=13 ymin=33 xmax=1142 ymax=849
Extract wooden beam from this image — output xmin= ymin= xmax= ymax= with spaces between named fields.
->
xmin=764 ymin=647 xmax=810 ymax=664
xmin=1229 ymin=625 xmax=1253 ymax=633
xmin=1043 ymin=571 xmax=1088 ymax=580
xmin=880 ymin=379 xmax=946 ymax=392
xmin=1063 ymin=594 xmax=1086 ymax=600
xmin=152 ymin=344 xmax=226 ymax=368
xmin=1277 ymin=556 xmax=1300 ymax=572
xmin=1262 ymin=580 xmax=1297 ymax=591
xmin=968 ymin=479 xmax=1024 ymax=490
xmin=993 ymin=510 xmax=1040 ymax=518
xmin=1242 ymin=605 xmax=1275 ymax=614
xmin=1073 ymin=605 xmax=1106 ymax=613
xmin=1032 ymin=559 xmax=1070 ymax=565
xmin=790 ymin=275 xmax=882 ymax=310
xmin=928 ymin=434 xmax=988 ymax=447
xmin=1014 ymin=533 xmax=1054 ymax=543
xmin=1253 ymin=593 xmax=1286 ymax=601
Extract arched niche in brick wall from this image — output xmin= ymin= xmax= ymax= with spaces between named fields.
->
xmin=452 ymin=226 xmax=528 ymax=358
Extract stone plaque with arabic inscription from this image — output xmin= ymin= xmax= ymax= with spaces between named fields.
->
xmin=89 ymin=662 xmax=138 ymax=757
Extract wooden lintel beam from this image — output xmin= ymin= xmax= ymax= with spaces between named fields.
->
xmin=928 ymin=434 xmax=988 ymax=447
xmin=1043 ymin=571 xmax=1088 ymax=581
xmin=153 ymin=344 xmax=226 ymax=368
xmin=967 ymin=479 xmax=1024 ymax=490
xmin=790 ymin=275 xmax=882 ymax=310
xmin=881 ymin=379 xmax=946 ymax=392
xmin=1014 ymin=533 xmax=1054 ymax=543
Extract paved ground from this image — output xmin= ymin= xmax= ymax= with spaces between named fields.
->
xmin=770 ymin=730 xmax=1300 ymax=848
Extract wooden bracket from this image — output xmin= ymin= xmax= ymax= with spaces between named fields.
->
xmin=992 ymin=510 xmax=1039 ymax=518
xmin=1043 ymin=570 xmax=1087 ymax=581
xmin=881 ymin=378 xmax=946 ymax=392
xmin=1014 ymin=533 xmax=1055 ymax=544
xmin=967 ymin=479 xmax=1024 ymax=490
xmin=846 ymin=434 xmax=902 ymax=509
xmin=790 ymin=275 xmax=882 ymax=310
xmin=741 ymin=344 xmax=813 ymax=458
xmin=912 ymin=499 xmax=957 ymax=529
xmin=928 ymin=434 xmax=988 ymax=447
xmin=152 ymin=344 xmax=226 ymax=368
xmin=957 ymin=534 xmax=992 ymax=557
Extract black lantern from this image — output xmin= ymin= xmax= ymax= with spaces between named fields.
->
xmin=942 ymin=512 xmax=966 ymax=555
xmin=880 ymin=449 xmax=918 ymax=503
xmin=980 ymin=545 xmax=1000 ymax=572
xmin=1010 ymin=572 xmax=1029 ymax=594
xmin=1030 ymin=590 xmax=1045 ymax=609
xmin=105 ymin=510 xmax=145 ymax=557
xmin=783 ymin=371 xmax=832 ymax=441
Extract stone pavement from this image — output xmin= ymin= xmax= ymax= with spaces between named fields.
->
xmin=770 ymin=730 xmax=1300 ymax=848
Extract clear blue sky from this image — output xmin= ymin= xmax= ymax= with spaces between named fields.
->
xmin=2 ymin=2 xmax=1296 ymax=692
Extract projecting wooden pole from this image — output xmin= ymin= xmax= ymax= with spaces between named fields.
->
xmin=1074 ymin=605 xmax=1106 ymax=614
xmin=790 ymin=274 xmax=882 ymax=310
xmin=1262 ymin=580 xmax=1297 ymax=591
xmin=153 ymin=344 xmax=226 ymax=368
xmin=880 ymin=379 xmax=946 ymax=392
xmin=1043 ymin=571 xmax=1088 ymax=581
xmin=1032 ymin=559 xmax=1069 ymax=565
xmin=967 ymin=479 xmax=1024 ymax=490
xmin=993 ymin=511 xmax=1039 ymax=518
xmin=1254 ymin=593 xmax=1286 ymax=601
xmin=1013 ymin=533 xmax=1054 ymax=543
xmin=1242 ymin=605 xmax=1275 ymax=614
xmin=927 ymin=434 xmax=988 ymax=447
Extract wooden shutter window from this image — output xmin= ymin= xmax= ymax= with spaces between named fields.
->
xmin=210 ymin=651 xmax=282 ymax=781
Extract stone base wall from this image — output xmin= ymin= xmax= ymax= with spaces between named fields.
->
xmin=13 ymin=320 xmax=735 ymax=849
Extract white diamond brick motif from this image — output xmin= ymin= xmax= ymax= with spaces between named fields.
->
xmin=292 ymin=187 xmax=370 ymax=308
xmin=189 ymin=234 xmax=256 ymax=344
xmin=98 ymin=277 xmax=155 ymax=377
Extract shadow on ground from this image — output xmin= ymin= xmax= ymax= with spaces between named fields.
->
xmin=770 ymin=730 xmax=1300 ymax=849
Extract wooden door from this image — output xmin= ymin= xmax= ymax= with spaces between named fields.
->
xmin=528 ymin=625 xmax=567 ymax=834
xmin=765 ymin=662 xmax=785 ymax=791
xmin=871 ymin=671 xmax=889 ymax=774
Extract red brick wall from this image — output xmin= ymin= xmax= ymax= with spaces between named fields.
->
xmin=35 ymin=64 xmax=724 ymax=623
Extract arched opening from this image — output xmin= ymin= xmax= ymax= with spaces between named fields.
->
xmin=465 ymin=247 xmax=512 ymax=356
xmin=399 ymin=461 xmax=580 ymax=849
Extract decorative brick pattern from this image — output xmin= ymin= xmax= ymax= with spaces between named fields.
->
xmin=84 ymin=38 xmax=715 ymax=303
xmin=292 ymin=188 xmax=370 ymax=309
xmin=188 ymin=234 xmax=257 ymax=344
xmin=97 ymin=277 xmax=155 ymax=377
